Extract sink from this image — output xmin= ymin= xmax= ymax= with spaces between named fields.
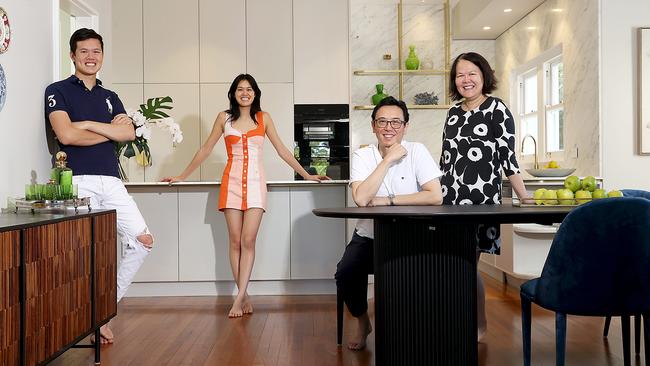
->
xmin=525 ymin=168 xmax=576 ymax=177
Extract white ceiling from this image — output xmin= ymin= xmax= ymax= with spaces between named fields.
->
xmin=451 ymin=0 xmax=546 ymax=39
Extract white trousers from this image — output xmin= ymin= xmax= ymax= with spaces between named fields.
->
xmin=74 ymin=175 xmax=152 ymax=302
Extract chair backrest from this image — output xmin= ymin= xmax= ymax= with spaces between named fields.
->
xmin=623 ymin=189 xmax=650 ymax=200
xmin=535 ymin=197 xmax=650 ymax=316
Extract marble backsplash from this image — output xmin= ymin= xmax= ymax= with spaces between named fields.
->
xmin=350 ymin=0 xmax=494 ymax=165
xmin=495 ymin=0 xmax=599 ymax=177
xmin=350 ymin=0 xmax=600 ymax=180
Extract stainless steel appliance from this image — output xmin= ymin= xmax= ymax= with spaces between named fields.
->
xmin=294 ymin=104 xmax=349 ymax=180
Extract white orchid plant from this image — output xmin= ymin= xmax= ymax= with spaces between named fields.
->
xmin=115 ymin=96 xmax=183 ymax=180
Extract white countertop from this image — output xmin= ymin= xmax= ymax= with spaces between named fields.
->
xmin=124 ymin=180 xmax=350 ymax=187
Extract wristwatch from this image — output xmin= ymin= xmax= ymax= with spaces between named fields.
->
xmin=388 ymin=193 xmax=395 ymax=206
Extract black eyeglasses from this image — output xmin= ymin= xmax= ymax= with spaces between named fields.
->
xmin=373 ymin=118 xmax=406 ymax=129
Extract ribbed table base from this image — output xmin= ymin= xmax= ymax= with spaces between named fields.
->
xmin=374 ymin=218 xmax=478 ymax=366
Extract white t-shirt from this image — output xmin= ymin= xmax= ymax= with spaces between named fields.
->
xmin=350 ymin=140 xmax=442 ymax=239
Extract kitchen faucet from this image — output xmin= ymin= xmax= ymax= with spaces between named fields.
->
xmin=521 ymin=134 xmax=539 ymax=169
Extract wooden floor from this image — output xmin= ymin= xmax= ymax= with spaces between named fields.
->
xmin=51 ymin=274 xmax=645 ymax=366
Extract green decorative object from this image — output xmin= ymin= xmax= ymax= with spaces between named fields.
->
xmin=371 ymin=83 xmax=389 ymax=105
xmin=405 ymin=45 xmax=420 ymax=70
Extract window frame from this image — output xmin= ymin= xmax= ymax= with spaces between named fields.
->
xmin=511 ymin=44 xmax=564 ymax=165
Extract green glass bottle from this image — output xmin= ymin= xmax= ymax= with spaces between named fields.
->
xmin=371 ymin=84 xmax=389 ymax=105
xmin=405 ymin=45 xmax=420 ymax=70
xmin=52 ymin=151 xmax=73 ymax=199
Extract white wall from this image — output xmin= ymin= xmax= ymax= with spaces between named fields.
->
xmin=600 ymin=0 xmax=650 ymax=191
xmin=0 ymin=2 xmax=54 ymax=207
xmin=0 ymin=1 xmax=113 ymax=208
xmin=495 ymin=0 xmax=599 ymax=178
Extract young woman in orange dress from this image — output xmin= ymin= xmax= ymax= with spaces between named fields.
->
xmin=163 ymin=74 xmax=329 ymax=317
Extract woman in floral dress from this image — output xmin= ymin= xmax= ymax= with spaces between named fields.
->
xmin=439 ymin=52 xmax=529 ymax=341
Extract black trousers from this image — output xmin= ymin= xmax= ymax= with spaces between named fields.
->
xmin=334 ymin=232 xmax=374 ymax=317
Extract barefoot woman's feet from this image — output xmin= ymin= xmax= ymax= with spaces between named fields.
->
xmin=348 ymin=313 xmax=372 ymax=350
xmin=229 ymin=298 xmax=245 ymax=318
xmin=478 ymin=326 xmax=487 ymax=343
xmin=242 ymin=300 xmax=253 ymax=315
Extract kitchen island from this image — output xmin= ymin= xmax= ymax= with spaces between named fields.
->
xmin=122 ymin=180 xmax=349 ymax=297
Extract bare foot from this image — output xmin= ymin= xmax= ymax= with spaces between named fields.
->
xmin=229 ymin=299 xmax=244 ymax=318
xmin=478 ymin=326 xmax=487 ymax=343
xmin=348 ymin=313 xmax=372 ymax=350
xmin=242 ymin=300 xmax=253 ymax=315
xmin=90 ymin=324 xmax=114 ymax=344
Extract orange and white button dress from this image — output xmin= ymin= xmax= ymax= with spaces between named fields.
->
xmin=218 ymin=112 xmax=267 ymax=211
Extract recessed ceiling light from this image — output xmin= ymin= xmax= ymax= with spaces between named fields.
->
xmin=527 ymin=26 xmax=537 ymax=30
xmin=551 ymin=8 xmax=563 ymax=12
xmin=504 ymin=8 xmax=512 ymax=13
xmin=483 ymin=26 xmax=491 ymax=30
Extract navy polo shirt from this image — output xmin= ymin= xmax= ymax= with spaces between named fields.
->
xmin=45 ymin=75 xmax=126 ymax=178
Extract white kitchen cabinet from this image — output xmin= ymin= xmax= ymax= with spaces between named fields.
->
xmin=199 ymin=83 xmax=230 ymax=181
xmin=293 ymin=0 xmax=350 ymax=104
xmin=143 ymin=0 xmax=199 ymax=83
xmin=178 ymin=186 xmax=291 ymax=281
xmin=246 ymin=0 xmax=293 ymax=83
xmin=258 ymin=83 xmax=294 ymax=181
xmin=111 ymin=84 xmax=145 ymax=182
xmin=290 ymin=185 xmax=347 ymax=279
xmin=143 ymin=84 xmax=201 ymax=182
xmin=111 ymin=0 xmax=143 ymax=83
xmin=199 ymin=0 xmax=246 ymax=83
xmin=129 ymin=187 xmax=179 ymax=282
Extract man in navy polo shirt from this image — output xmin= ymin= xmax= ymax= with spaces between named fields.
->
xmin=45 ymin=28 xmax=154 ymax=344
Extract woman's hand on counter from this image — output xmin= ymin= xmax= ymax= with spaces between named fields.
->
xmin=161 ymin=176 xmax=185 ymax=184
xmin=304 ymin=174 xmax=331 ymax=182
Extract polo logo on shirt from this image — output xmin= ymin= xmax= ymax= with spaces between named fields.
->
xmin=106 ymin=97 xmax=113 ymax=114
xmin=47 ymin=95 xmax=56 ymax=107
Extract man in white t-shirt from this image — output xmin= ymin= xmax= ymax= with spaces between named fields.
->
xmin=335 ymin=97 xmax=443 ymax=350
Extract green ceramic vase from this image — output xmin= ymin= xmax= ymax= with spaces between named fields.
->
xmin=371 ymin=84 xmax=389 ymax=105
xmin=405 ymin=45 xmax=420 ymax=70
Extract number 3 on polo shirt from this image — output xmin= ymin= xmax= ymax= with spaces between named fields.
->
xmin=47 ymin=94 xmax=56 ymax=108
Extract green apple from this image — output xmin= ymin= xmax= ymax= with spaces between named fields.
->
xmin=581 ymin=176 xmax=597 ymax=192
xmin=575 ymin=190 xmax=592 ymax=204
xmin=556 ymin=189 xmax=575 ymax=205
xmin=564 ymin=175 xmax=581 ymax=193
xmin=592 ymin=188 xmax=607 ymax=199
xmin=607 ymin=190 xmax=623 ymax=198
xmin=542 ymin=189 xmax=558 ymax=205
xmin=533 ymin=188 xmax=547 ymax=205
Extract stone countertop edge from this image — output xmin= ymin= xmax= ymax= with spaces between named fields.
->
xmin=124 ymin=180 xmax=350 ymax=187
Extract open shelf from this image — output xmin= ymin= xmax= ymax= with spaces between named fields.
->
xmin=353 ymin=69 xmax=449 ymax=76
xmin=354 ymin=104 xmax=452 ymax=111
xmin=351 ymin=0 xmax=451 ymax=111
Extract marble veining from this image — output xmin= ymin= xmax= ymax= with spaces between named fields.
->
xmin=495 ymin=0 xmax=599 ymax=177
xmin=350 ymin=0 xmax=495 ymax=164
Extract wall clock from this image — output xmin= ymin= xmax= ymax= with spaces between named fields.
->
xmin=0 ymin=7 xmax=10 ymax=53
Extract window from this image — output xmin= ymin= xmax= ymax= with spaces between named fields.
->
xmin=513 ymin=45 xmax=564 ymax=162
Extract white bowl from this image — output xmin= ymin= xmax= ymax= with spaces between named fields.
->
xmin=525 ymin=168 xmax=576 ymax=177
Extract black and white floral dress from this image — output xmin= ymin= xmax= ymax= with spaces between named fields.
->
xmin=439 ymin=96 xmax=521 ymax=253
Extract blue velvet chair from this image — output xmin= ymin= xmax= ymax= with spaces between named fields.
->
xmin=602 ymin=189 xmax=650 ymax=355
xmin=520 ymin=196 xmax=650 ymax=366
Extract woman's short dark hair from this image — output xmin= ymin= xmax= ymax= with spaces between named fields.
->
xmin=371 ymin=96 xmax=410 ymax=123
xmin=448 ymin=52 xmax=498 ymax=101
xmin=226 ymin=74 xmax=262 ymax=123
xmin=69 ymin=28 xmax=104 ymax=53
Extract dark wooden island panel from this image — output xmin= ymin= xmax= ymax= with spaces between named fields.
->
xmin=0 ymin=210 xmax=116 ymax=366
xmin=1 ymin=230 xmax=20 ymax=366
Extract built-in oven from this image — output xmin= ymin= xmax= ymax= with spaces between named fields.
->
xmin=294 ymin=104 xmax=349 ymax=180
